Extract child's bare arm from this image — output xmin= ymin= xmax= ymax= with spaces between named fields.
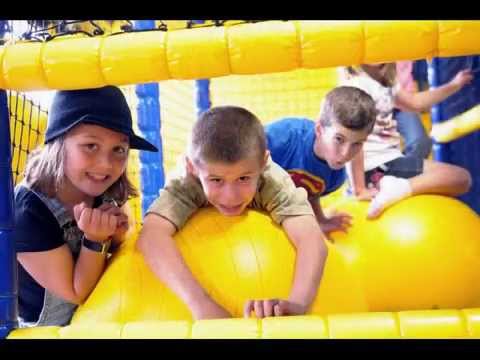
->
xmin=244 ymin=214 xmax=328 ymax=318
xmin=346 ymin=149 xmax=377 ymax=200
xmin=137 ymin=213 xmax=231 ymax=320
xmin=394 ymin=69 xmax=473 ymax=112
xmin=282 ymin=215 xmax=328 ymax=311
xmin=309 ymin=197 xmax=351 ymax=234
xmin=17 ymin=203 xmax=116 ymax=304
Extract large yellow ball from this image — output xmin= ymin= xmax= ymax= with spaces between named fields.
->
xmin=72 ymin=208 xmax=366 ymax=324
xmin=330 ymin=195 xmax=480 ymax=311
xmin=174 ymin=208 xmax=367 ymax=317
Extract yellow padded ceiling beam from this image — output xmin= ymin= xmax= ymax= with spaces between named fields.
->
xmin=1 ymin=20 xmax=479 ymax=91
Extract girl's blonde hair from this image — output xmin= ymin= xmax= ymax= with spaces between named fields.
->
xmin=344 ymin=63 xmax=397 ymax=88
xmin=24 ymin=136 xmax=137 ymax=205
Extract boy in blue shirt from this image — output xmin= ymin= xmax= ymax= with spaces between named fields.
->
xmin=265 ymin=86 xmax=377 ymax=234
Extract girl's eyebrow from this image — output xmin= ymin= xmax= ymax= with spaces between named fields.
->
xmin=81 ymin=133 xmax=129 ymax=144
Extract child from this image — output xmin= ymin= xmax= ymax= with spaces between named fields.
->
xmin=395 ymin=60 xmax=433 ymax=160
xmin=340 ymin=63 xmax=473 ymax=218
xmin=14 ymin=85 xmax=158 ymax=327
xmin=265 ymin=86 xmax=377 ymax=234
xmin=137 ymin=106 xmax=328 ymax=320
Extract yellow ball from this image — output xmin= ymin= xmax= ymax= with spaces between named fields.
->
xmin=73 ymin=208 xmax=366 ymax=323
xmin=330 ymin=195 xmax=480 ymax=311
xmin=174 ymin=208 xmax=366 ymax=316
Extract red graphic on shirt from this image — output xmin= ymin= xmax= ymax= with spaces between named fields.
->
xmin=288 ymin=169 xmax=326 ymax=197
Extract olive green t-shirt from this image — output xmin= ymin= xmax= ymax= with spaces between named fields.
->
xmin=147 ymin=157 xmax=314 ymax=230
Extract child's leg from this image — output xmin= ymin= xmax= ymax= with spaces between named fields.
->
xmin=367 ymin=158 xmax=471 ymax=218
xmin=409 ymin=159 xmax=472 ymax=197
xmin=395 ymin=110 xmax=432 ymax=160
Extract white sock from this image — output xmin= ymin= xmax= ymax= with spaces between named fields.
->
xmin=367 ymin=176 xmax=413 ymax=219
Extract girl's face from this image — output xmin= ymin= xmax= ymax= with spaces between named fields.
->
xmin=63 ymin=124 xmax=129 ymax=199
xmin=361 ymin=63 xmax=395 ymax=85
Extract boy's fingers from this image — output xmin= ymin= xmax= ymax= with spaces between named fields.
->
xmin=263 ymin=299 xmax=277 ymax=317
xmin=274 ymin=302 xmax=284 ymax=316
xmin=243 ymin=300 xmax=254 ymax=318
xmin=254 ymin=300 xmax=264 ymax=319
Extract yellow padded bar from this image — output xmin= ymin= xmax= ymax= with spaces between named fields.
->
xmin=1 ymin=20 xmax=480 ymax=91
xmin=8 ymin=308 xmax=480 ymax=339
xmin=430 ymin=104 xmax=480 ymax=143
xmin=398 ymin=310 xmax=468 ymax=338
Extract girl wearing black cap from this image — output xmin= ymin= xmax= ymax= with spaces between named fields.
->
xmin=13 ymin=86 xmax=158 ymax=327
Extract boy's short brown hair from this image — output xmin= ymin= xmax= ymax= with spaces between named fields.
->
xmin=189 ymin=106 xmax=266 ymax=165
xmin=319 ymin=86 xmax=377 ymax=133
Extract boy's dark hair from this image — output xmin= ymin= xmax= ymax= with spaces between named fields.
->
xmin=190 ymin=106 xmax=266 ymax=165
xmin=319 ymin=86 xmax=377 ymax=133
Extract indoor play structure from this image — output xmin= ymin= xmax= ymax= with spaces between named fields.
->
xmin=1 ymin=20 xmax=480 ymax=339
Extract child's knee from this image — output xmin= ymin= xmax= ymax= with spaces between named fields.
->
xmin=459 ymin=167 xmax=473 ymax=192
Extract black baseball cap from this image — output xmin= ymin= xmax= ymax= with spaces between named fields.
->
xmin=45 ymin=86 xmax=158 ymax=152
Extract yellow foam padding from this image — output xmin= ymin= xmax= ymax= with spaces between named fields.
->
xmin=262 ymin=316 xmax=328 ymax=339
xmin=398 ymin=310 xmax=468 ymax=338
xmin=122 ymin=320 xmax=191 ymax=339
xmin=8 ymin=326 xmax=60 ymax=339
xmin=192 ymin=318 xmax=260 ymax=339
xmin=102 ymin=32 xmax=169 ymax=85
xmin=167 ymin=27 xmax=230 ymax=79
xmin=2 ymin=42 xmax=48 ymax=90
xmin=463 ymin=308 xmax=480 ymax=337
xmin=2 ymin=21 xmax=480 ymax=91
xmin=328 ymin=312 xmax=399 ymax=339
xmin=59 ymin=323 xmax=123 ymax=339
xmin=8 ymin=309 xmax=480 ymax=338
xmin=430 ymin=104 xmax=480 ymax=143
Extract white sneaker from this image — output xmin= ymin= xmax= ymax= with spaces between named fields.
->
xmin=367 ymin=176 xmax=412 ymax=219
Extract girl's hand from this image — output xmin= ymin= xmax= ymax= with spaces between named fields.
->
xmin=73 ymin=202 xmax=118 ymax=242
xmin=450 ymin=69 xmax=473 ymax=89
xmin=97 ymin=203 xmax=129 ymax=238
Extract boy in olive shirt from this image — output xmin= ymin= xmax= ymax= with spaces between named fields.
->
xmin=137 ymin=106 xmax=328 ymax=320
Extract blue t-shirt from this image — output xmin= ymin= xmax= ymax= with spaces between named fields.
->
xmin=265 ymin=117 xmax=346 ymax=198
xmin=14 ymin=185 xmax=65 ymax=322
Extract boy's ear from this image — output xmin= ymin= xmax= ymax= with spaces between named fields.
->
xmin=314 ymin=121 xmax=324 ymax=138
xmin=185 ymin=156 xmax=198 ymax=176
xmin=262 ymin=150 xmax=270 ymax=169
